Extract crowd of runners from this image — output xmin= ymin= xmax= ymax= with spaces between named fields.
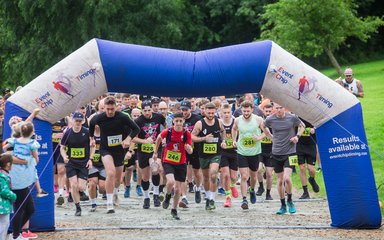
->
xmin=0 ymin=90 xmax=323 ymax=239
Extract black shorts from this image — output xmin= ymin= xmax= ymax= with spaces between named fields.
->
xmin=260 ymin=152 xmax=273 ymax=168
xmin=100 ymin=149 xmax=125 ymax=167
xmin=53 ymin=143 xmax=64 ymax=164
xmin=271 ymin=154 xmax=296 ymax=173
xmin=163 ymin=162 xmax=187 ymax=182
xmin=66 ymin=164 xmax=88 ymax=180
xmin=186 ymin=152 xmax=200 ymax=169
xmin=297 ymin=144 xmax=317 ymax=165
xmin=138 ymin=152 xmax=152 ymax=169
xmin=220 ymin=153 xmax=238 ymax=171
xmin=124 ymin=153 xmax=137 ymax=168
xmin=237 ymin=154 xmax=260 ymax=172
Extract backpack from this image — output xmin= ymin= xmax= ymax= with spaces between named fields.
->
xmin=165 ymin=128 xmax=188 ymax=146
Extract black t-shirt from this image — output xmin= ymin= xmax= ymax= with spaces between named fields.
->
xmin=61 ymin=127 xmax=90 ymax=168
xmin=52 ymin=118 xmax=67 ymax=145
xmin=184 ymin=113 xmax=202 ymax=157
xmin=89 ymin=111 xmax=140 ymax=151
xmin=298 ymin=118 xmax=316 ymax=145
xmin=135 ymin=113 xmax=165 ymax=154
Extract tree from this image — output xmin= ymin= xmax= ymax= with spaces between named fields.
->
xmin=259 ymin=0 xmax=384 ymax=74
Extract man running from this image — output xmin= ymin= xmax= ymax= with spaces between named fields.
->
xmin=153 ymin=112 xmax=193 ymax=220
xmin=89 ymin=96 xmax=140 ymax=213
xmin=262 ymin=103 xmax=305 ymax=214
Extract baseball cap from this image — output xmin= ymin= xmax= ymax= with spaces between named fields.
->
xmin=180 ymin=100 xmax=191 ymax=109
xmin=344 ymin=68 xmax=353 ymax=75
xmin=151 ymin=97 xmax=161 ymax=104
xmin=72 ymin=112 xmax=84 ymax=121
xmin=141 ymin=100 xmax=152 ymax=109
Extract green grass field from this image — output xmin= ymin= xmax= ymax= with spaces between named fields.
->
xmin=290 ymin=59 xmax=384 ymax=210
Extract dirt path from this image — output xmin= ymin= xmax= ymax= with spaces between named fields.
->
xmin=37 ymin=187 xmax=383 ymax=239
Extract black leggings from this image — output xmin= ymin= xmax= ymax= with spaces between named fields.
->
xmin=12 ymin=187 xmax=35 ymax=237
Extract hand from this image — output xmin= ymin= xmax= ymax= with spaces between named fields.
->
xmin=205 ymin=133 xmax=214 ymax=142
xmin=220 ymin=142 xmax=227 ymax=149
xmin=64 ymin=156 xmax=69 ymax=164
xmin=146 ymin=137 xmax=154 ymax=144
xmin=232 ymin=141 xmax=237 ymax=148
xmin=185 ymin=144 xmax=193 ymax=154
xmin=290 ymin=136 xmax=299 ymax=144
xmin=122 ymin=138 xmax=131 ymax=149
xmin=86 ymin=160 xmax=93 ymax=169
xmin=124 ymin=151 xmax=132 ymax=160
xmin=310 ymin=128 xmax=315 ymax=134
xmin=152 ymin=152 xmax=158 ymax=161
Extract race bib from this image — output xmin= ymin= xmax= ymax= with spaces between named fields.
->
xmin=52 ymin=133 xmax=61 ymax=143
xmin=225 ymin=139 xmax=234 ymax=149
xmin=134 ymin=143 xmax=138 ymax=150
xmin=261 ymin=137 xmax=272 ymax=144
xmin=70 ymin=148 xmax=85 ymax=158
xmin=288 ymin=155 xmax=298 ymax=167
xmin=107 ymin=135 xmax=122 ymax=147
xmin=93 ymin=153 xmax=101 ymax=163
xmin=141 ymin=144 xmax=155 ymax=153
xmin=242 ymin=137 xmax=256 ymax=147
xmin=203 ymin=143 xmax=217 ymax=154
xmin=302 ymin=128 xmax=311 ymax=137
xmin=165 ymin=150 xmax=182 ymax=163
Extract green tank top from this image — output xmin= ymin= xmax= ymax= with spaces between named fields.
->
xmin=237 ymin=114 xmax=262 ymax=156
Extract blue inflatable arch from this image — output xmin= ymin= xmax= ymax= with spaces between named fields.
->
xmin=4 ymin=39 xmax=381 ymax=230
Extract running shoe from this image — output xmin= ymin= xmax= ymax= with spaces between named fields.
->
xmin=308 ymin=177 xmax=320 ymax=193
xmin=179 ymin=197 xmax=189 ymax=208
xmin=218 ymin=187 xmax=226 ymax=195
xmin=124 ymin=186 xmax=131 ymax=198
xmin=276 ymin=206 xmax=287 ymax=215
xmin=288 ymin=201 xmax=296 ymax=214
xmin=299 ymin=192 xmax=310 ymax=199
xmin=241 ymin=199 xmax=249 ymax=210
xmin=54 ymin=185 xmax=59 ymax=193
xmin=209 ymin=199 xmax=216 ymax=210
xmin=171 ymin=209 xmax=180 ymax=220
xmin=67 ymin=193 xmax=73 ymax=203
xmin=153 ymin=194 xmax=161 ymax=207
xmin=205 ymin=199 xmax=210 ymax=210
xmin=75 ymin=207 xmax=82 ymax=216
xmin=188 ymin=182 xmax=195 ymax=193
xmin=37 ymin=189 xmax=49 ymax=198
xmin=159 ymin=192 xmax=165 ymax=202
xmin=90 ymin=204 xmax=97 ymax=212
xmin=162 ymin=194 xmax=171 ymax=209
xmin=249 ymin=187 xmax=257 ymax=204
xmin=136 ymin=185 xmax=143 ymax=197
xmin=22 ymin=230 xmax=38 ymax=239
xmin=224 ymin=197 xmax=231 ymax=208
xmin=256 ymin=187 xmax=265 ymax=196
xmin=143 ymin=198 xmax=150 ymax=209
xmin=102 ymin=193 xmax=107 ymax=200
xmin=265 ymin=194 xmax=273 ymax=201
xmin=107 ymin=203 xmax=115 ymax=214
xmin=57 ymin=195 xmax=64 ymax=206
xmin=195 ymin=190 xmax=201 ymax=204
xmin=231 ymin=186 xmax=239 ymax=198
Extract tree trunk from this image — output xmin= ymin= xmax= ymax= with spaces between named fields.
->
xmin=324 ymin=45 xmax=342 ymax=75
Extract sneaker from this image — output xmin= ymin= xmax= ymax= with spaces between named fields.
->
xmin=224 ymin=197 xmax=231 ymax=207
xmin=136 ymin=186 xmax=143 ymax=197
xmin=107 ymin=203 xmax=115 ymax=214
xmin=195 ymin=191 xmax=201 ymax=204
xmin=22 ymin=230 xmax=38 ymax=239
xmin=241 ymin=199 xmax=249 ymax=210
xmin=179 ymin=197 xmax=189 ymax=208
xmin=75 ymin=207 xmax=82 ymax=216
xmin=276 ymin=206 xmax=287 ymax=215
xmin=299 ymin=192 xmax=310 ymax=199
xmin=90 ymin=204 xmax=97 ymax=212
xmin=188 ymin=182 xmax=195 ymax=193
xmin=162 ymin=194 xmax=171 ymax=209
xmin=153 ymin=194 xmax=161 ymax=207
xmin=265 ymin=194 xmax=273 ymax=201
xmin=231 ymin=186 xmax=239 ymax=198
xmin=124 ymin=186 xmax=131 ymax=198
xmin=205 ymin=199 xmax=210 ymax=210
xmin=249 ymin=188 xmax=257 ymax=204
xmin=113 ymin=194 xmax=120 ymax=206
xmin=256 ymin=187 xmax=265 ymax=196
xmin=102 ymin=193 xmax=107 ymax=200
xmin=80 ymin=192 xmax=89 ymax=202
xmin=57 ymin=195 xmax=64 ymax=206
xmin=143 ymin=198 xmax=150 ymax=209
xmin=287 ymin=201 xmax=296 ymax=214
xmin=54 ymin=185 xmax=59 ymax=193
xmin=159 ymin=192 xmax=165 ymax=202
xmin=68 ymin=193 xmax=73 ymax=203
xmin=308 ymin=177 xmax=320 ymax=193
xmin=37 ymin=189 xmax=49 ymax=198
xmin=218 ymin=187 xmax=226 ymax=195
xmin=209 ymin=199 xmax=216 ymax=210
xmin=171 ymin=209 xmax=180 ymax=220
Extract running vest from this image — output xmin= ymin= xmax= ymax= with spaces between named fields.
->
xmin=342 ymin=79 xmax=358 ymax=95
xmin=222 ymin=119 xmax=236 ymax=155
xmin=198 ymin=117 xmax=221 ymax=158
xmin=237 ymin=114 xmax=262 ymax=156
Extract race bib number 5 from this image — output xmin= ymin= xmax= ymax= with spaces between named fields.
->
xmin=70 ymin=148 xmax=85 ymax=158
xmin=141 ymin=144 xmax=155 ymax=153
xmin=165 ymin=150 xmax=182 ymax=163
xmin=242 ymin=137 xmax=256 ymax=147
xmin=288 ymin=155 xmax=298 ymax=167
xmin=107 ymin=135 xmax=122 ymax=147
xmin=203 ymin=143 xmax=217 ymax=154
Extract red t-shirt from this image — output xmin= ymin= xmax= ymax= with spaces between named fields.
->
xmin=160 ymin=127 xmax=192 ymax=165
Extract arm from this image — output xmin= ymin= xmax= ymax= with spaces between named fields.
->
xmin=191 ymin=121 xmax=204 ymax=142
xmin=261 ymin=120 xmax=273 ymax=139
xmin=60 ymin=145 xmax=69 ymax=163
xmin=218 ymin=119 xmax=226 ymax=142
xmin=122 ymin=115 xmax=141 ymax=148
xmin=356 ymin=80 xmax=364 ymax=98
xmin=254 ymin=116 xmax=266 ymax=141
xmin=152 ymin=134 xmax=164 ymax=161
xmin=290 ymin=120 xmax=305 ymax=143
xmin=32 ymin=150 xmax=39 ymax=164
xmin=25 ymin=108 xmax=40 ymax=123
xmin=231 ymin=118 xmax=239 ymax=147
xmin=0 ymin=177 xmax=17 ymax=202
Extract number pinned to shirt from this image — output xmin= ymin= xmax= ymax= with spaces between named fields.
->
xmin=165 ymin=150 xmax=182 ymax=163
xmin=288 ymin=155 xmax=298 ymax=167
xmin=70 ymin=148 xmax=85 ymax=158
xmin=107 ymin=135 xmax=122 ymax=147
xmin=203 ymin=143 xmax=217 ymax=154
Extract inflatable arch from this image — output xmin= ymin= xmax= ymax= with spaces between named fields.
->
xmin=4 ymin=39 xmax=381 ymax=230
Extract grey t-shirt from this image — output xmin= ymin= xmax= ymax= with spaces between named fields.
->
xmin=265 ymin=113 xmax=302 ymax=155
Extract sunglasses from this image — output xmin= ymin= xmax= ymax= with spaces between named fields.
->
xmin=345 ymin=75 xmax=352 ymax=77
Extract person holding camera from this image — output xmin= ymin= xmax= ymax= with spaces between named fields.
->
xmin=336 ymin=67 xmax=364 ymax=98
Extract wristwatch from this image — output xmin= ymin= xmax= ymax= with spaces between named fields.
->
xmin=296 ymin=134 xmax=301 ymax=139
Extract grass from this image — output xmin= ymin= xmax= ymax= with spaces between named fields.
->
xmin=290 ymin=59 xmax=384 ymax=211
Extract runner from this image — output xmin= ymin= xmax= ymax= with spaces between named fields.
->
xmin=262 ymin=103 xmax=305 ymax=214
xmin=219 ymin=103 xmax=239 ymax=207
xmin=153 ymin=112 xmax=193 ymax=219
xmin=60 ymin=112 xmax=95 ymax=216
xmin=89 ymin=96 xmax=140 ymax=213
xmin=133 ymin=100 xmax=165 ymax=209
xmin=231 ymin=100 xmax=265 ymax=210
xmin=191 ymin=102 xmax=225 ymax=210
